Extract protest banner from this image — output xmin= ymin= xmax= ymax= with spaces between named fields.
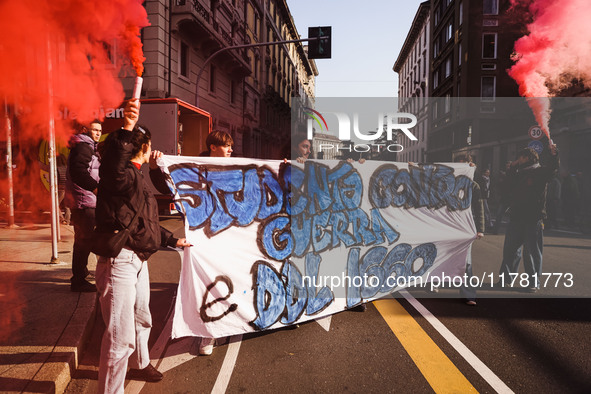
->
xmin=159 ymin=156 xmax=476 ymax=339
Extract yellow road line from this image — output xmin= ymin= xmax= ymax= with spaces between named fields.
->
xmin=374 ymin=299 xmax=478 ymax=393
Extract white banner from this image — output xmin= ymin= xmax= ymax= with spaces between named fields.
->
xmin=159 ymin=157 xmax=476 ymax=339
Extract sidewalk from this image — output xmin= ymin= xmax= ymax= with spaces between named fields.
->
xmin=0 ymin=222 xmax=97 ymax=393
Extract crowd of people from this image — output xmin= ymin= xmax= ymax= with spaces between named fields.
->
xmin=59 ymin=105 xmax=587 ymax=392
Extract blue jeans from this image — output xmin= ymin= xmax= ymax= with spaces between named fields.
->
xmin=499 ymin=219 xmax=544 ymax=287
xmin=96 ymin=248 xmax=152 ymax=394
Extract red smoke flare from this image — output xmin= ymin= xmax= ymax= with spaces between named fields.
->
xmin=0 ymin=0 xmax=149 ymax=137
xmin=508 ymin=0 xmax=591 ymax=139
xmin=0 ymin=1 xmax=149 ymax=214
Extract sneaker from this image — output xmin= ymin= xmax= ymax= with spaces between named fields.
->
xmin=465 ymin=300 xmax=477 ymax=306
xmin=70 ymin=280 xmax=96 ymax=293
xmin=199 ymin=337 xmax=215 ymax=356
xmin=525 ymin=287 xmax=539 ymax=293
xmin=127 ymin=364 xmax=163 ymax=382
xmin=351 ymin=303 xmax=367 ymax=312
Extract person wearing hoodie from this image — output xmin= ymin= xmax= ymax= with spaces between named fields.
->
xmin=94 ymin=99 xmax=191 ymax=392
xmin=498 ymin=141 xmax=559 ymax=292
xmin=65 ymin=120 xmax=102 ymax=292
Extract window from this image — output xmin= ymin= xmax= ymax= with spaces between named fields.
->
xmin=254 ymin=57 xmax=259 ymax=81
xmin=433 ymin=69 xmax=439 ymax=89
xmin=446 ymin=22 xmax=453 ymax=42
xmin=433 ymin=101 xmax=438 ymax=119
xmin=209 ymin=65 xmax=216 ymax=92
xmin=434 ymin=37 xmax=440 ymax=58
xmin=483 ymin=0 xmax=499 ymax=15
xmin=481 ymin=76 xmax=496 ymax=101
xmin=459 ymin=2 xmax=463 ymax=25
xmin=458 ymin=42 xmax=462 ymax=65
xmin=180 ymin=41 xmax=189 ymax=78
xmin=445 ymin=56 xmax=452 ymax=78
xmin=434 ymin=7 xmax=440 ymax=26
xmin=482 ymin=33 xmax=497 ymax=59
xmin=230 ymin=80 xmax=236 ymax=104
xmin=445 ymin=93 xmax=451 ymax=113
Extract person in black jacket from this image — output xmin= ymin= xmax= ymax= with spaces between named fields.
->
xmin=66 ymin=120 xmax=102 ymax=292
xmin=95 ymin=99 xmax=191 ymax=392
xmin=498 ymin=141 xmax=559 ymax=292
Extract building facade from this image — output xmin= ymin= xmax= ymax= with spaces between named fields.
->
xmin=427 ymin=0 xmax=530 ymax=171
xmin=123 ymin=0 xmax=317 ymax=159
xmin=393 ymin=1 xmax=430 ymax=164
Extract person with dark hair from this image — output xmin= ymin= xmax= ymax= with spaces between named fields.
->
xmin=65 ymin=119 xmax=102 ymax=292
xmin=94 ymin=99 xmax=191 ymax=392
xmin=477 ymin=168 xmax=493 ymax=230
xmin=492 ymin=161 xmax=512 ymax=234
xmin=199 ymin=130 xmax=234 ymax=157
xmin=454 ymin=154 xmax=485 ymax=305
xmin=292 ymin=132 xmax=312 ymax=162
xmin=197 ymin=129 xmax=235 ymax=356
xmin=498 ymin=142 xmax=559 ymax=292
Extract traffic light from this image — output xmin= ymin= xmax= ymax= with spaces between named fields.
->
xmin=308 ymin=26 xmax=332 ymax=59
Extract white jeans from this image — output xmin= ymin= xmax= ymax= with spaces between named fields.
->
xmin=96 ymin=248 xmax=152 ymax=394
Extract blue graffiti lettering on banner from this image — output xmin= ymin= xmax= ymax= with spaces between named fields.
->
xmin=369 ymin=164 xmax=472 ymax=211
xmin=168 ymin=163 xmax=288 ymax=236
xmin=250 ymin=255 xmax=334 ymax=330
xmin=346 ymin=243 xmax=437 ymax=308
xmin=289 ymin=161 xmax=400 ymax=257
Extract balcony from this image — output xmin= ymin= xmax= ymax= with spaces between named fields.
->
xmin=172 ymin=0 xmax=250 ymax=76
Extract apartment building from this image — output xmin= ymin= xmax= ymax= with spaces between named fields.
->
xmin=123 ymin=0 xmax=317 ymax=159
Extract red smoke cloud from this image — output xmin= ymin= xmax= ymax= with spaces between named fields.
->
xmin=0 ymin=0 xmax=149 ymax=138
xmin=508 ymin=0 xmax=591 ymax=138
xmin=0 ymin=1 xmax=149 ymax=214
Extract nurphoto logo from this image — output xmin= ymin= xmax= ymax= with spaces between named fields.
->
xmin=306 ymin=109 xmax=418 ymax=154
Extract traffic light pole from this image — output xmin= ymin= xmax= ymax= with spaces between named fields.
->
xmin=194 ymin=36 xmax=328 ymax=107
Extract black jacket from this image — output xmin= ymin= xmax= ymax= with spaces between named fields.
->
xmin=96 ymin=128 xmax=177 ymax=261
xmin=472 ymin=181 xmax=485 ymax=234
xmin=506 ymin=150 xmax=559 ymax=223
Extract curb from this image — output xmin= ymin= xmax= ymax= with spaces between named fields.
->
xmin=27 ymin=292 xmax=98 ymax=394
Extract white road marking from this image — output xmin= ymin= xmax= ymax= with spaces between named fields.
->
xmin=211 ymin=335 xmax=243 ymax=394
xmin=315 ymin=315 xmax=332 ymax=332
xmin=127 ymin=249 xmax=245 ymax=394
xmin=399 ymin=290 xmax=514 ymax=394
xmin=156 ymin=337 xmax=199 ymax=373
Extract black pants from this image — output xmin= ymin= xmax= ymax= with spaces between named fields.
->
xmin=71 ymin=208 xmax=95 ymax=285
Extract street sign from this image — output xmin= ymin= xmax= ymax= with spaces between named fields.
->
xmin=528 ymin=140 xmax=544 ymax=154
xmin=528 ymin=125 xmax=543 ymax=140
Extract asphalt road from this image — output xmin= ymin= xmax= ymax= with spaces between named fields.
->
xmin=66 ymin=217 xmax=591 ymax=393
